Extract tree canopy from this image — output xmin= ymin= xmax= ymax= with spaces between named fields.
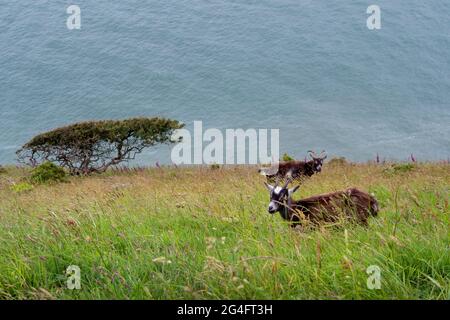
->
xmin=17 ymin=117 xmax=183 ymax=174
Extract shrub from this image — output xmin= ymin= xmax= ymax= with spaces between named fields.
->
xmin=30 ymin=162 xmax=67 ymax=184
xmin=281 ymin=153 xmax=294 ymax=161
xmin=0 ymin=166 xmax=6 ymax=174
xmin=17 ymin=117 xmax=183 ymax=175
xmin=10 ymin=182 xmax=33 ymax=193
xmin=394 ymin=163 xmax=415 ymax=172
xmin=383 ymin=163 xmax=415 ymax=175
xmin=328 ymin=157 xmax=348 ymax=166
xmin=210 ymin=163 xmax=221 ymax=170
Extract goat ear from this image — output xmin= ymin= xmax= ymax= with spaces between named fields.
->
xmin=264 ymin=182 xmax=274 ymax=191
xmin=289 ymin=185 xmax=299 ymax=195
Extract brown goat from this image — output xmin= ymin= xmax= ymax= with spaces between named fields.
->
xmin=259 ymin=150 xmax=327 ymax=183
xmin=264 ymin=180 xmax=379 ymax=228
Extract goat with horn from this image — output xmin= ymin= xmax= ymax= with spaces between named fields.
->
xmin=264 ymin=178 xmax=379 ymax=228
xmin=259 ymin=150 xmax=327 ymax=184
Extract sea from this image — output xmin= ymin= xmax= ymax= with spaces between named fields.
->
xmin=1 ymin=1 xmax=449 ymax=165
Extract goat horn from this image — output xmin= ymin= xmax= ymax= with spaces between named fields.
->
xmin=307 ymin=150 xmax=317 ymax=158
xmin=274 ymin=177 xmax=280 ymax=188
xmin=283 ymin=177 xmax=292 ymax=189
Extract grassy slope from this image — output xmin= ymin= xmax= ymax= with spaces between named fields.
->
xmin=0 ymin=163 xmax=448 ymax=299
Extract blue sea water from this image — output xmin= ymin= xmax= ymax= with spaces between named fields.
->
xmin=1 ymin=0 xmax=449 ymax=164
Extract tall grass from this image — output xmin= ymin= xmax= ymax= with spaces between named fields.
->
xmin=0 ymin=163 xmax=448 ymax=299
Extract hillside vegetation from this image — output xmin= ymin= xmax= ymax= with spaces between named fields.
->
xmin=0 ymin=162 xmax=448 ymax=299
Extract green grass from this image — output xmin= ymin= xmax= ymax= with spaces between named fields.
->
xmin=0 ymin=163 xmax=448 ymax=299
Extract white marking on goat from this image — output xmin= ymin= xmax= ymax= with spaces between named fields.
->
xmin=273 ymin=186 xmax=283 ymax=194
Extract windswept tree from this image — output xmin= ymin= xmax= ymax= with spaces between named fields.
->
xmin=17 ymin=117 xmax=183 ymax=175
